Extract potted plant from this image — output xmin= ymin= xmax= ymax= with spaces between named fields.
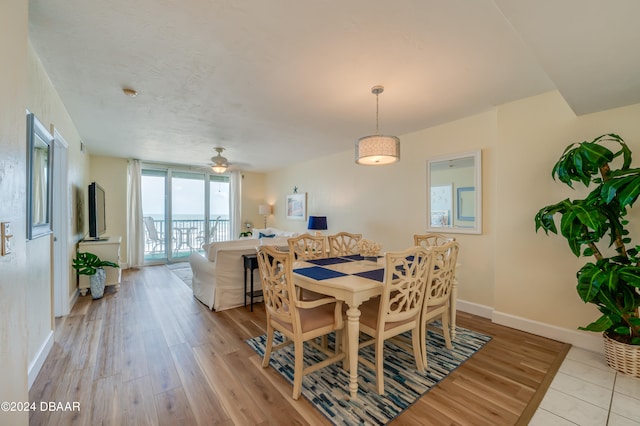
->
xmin=72 ymin=252 xmax=119 ymax=299
xmin=534 ymin=133 xmax=640 ymax=377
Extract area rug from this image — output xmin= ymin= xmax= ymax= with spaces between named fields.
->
xmin=167 ymin=263 xmax=192 ymax=289
xmin=246 ymin=325 xmax=491 ymax=425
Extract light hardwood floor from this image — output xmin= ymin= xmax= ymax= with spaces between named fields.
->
xmin=29 ymin=265 xmax=570 ymax=425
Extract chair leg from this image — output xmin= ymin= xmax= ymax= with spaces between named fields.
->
xmin=375 ymin=339 xmax=385 ymax=394
xmin=421 ymin=318 xmax=428 ymax=370
xmin=292 ymin=340 xmax=304 ymax=400
xmin=412 ymin=327 xmax=425 ymax=373
xmin=442 ymin=312 xmax=453 ymax=350
xmin=262 ymin=324 xmax=274 ymax=368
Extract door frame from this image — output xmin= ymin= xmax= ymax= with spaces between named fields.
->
xmin=52 ymin=127 xmax=70 ymax=317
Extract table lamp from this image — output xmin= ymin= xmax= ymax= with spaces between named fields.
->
xmin=307 ymin=216 xmax=327 ymax=236
xmin=258 ymin=204 xmax=272 ymax=228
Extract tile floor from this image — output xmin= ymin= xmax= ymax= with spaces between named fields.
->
xmin=530 ymin=347 xmax=640 ymax=425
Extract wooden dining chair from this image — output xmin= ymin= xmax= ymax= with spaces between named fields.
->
xmin=287 ymin=234 xmax=327 ymax=260
xmin=357 ymin=246 xmax=434 ymax=394
xmin=256 ymin=245 xmax=345 ymax=400
xmin=327 ymin=232 xmax=362 ymax=257
xmin=420 ymin=241 xmax=459 ymax=370
xmin=288 ymin=233 xmax=329 ymax=317
xmin=413 ymin=233 xmax=456 ymax=248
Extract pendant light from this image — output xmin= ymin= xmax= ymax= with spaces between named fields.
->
xmin=211 ymin=147 xmax=229 ymax=174
xmin=355 ymin=85 xmax=400 ymax=165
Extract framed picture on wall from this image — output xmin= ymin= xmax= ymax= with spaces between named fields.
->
xmin=286 ymin=193 xmax=306 ymax=220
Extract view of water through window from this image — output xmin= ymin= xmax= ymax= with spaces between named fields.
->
xmin=141 ymin=167 xmax=230 ymax=262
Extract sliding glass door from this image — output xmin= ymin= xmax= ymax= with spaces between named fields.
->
xmin=171 ymin=172 xmax=205 ymax=260
xmin=141 ymin=169 xmax=168 ymax=263
xmin=141 ymin=165 xmax=230 ymax=264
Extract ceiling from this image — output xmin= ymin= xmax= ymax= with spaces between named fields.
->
xmin=28 ymin=0 xmax=640 ymax=173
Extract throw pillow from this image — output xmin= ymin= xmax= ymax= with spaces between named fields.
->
xmin=259 ymin=232 xmax=275 ymax=238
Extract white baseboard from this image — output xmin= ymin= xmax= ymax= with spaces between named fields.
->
xmin=28 ymin=330 xmax=54 ymax=390
xmin=456 ymin=300 xmax=494 ymax=319
xmin=456 ymin=300 xmax=604 ymax=354
xmin=492 ymin=310 xmax=604 ymax=354
xmin=69 ymin=288 xmax=79 ymax=310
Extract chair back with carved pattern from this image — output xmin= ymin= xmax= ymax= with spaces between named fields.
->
xmin=413 ymin=233 xmax=455 ymax=249
xmin=287 ymin=234 xmax=326 ymax=260
xmin=328 ymin=232 xmax=362 ymax=257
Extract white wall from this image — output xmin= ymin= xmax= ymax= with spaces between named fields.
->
xmin=25 ymin=41 xmax=90 ymax=382
xmin=265 ymin=91 xmax=640 ymax=352
xmin=0 ymin=8 xmax=90 ymax=418
xmin=0 ymin=1 xmax=29 ymax=424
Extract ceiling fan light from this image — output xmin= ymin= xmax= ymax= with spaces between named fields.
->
xmin=211 ymin=164 xmax=227 ymax=173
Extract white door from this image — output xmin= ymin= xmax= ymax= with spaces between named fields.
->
xmin=52 ymin=128 xmax=69 ymax=317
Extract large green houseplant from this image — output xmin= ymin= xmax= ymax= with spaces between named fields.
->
xmin=72 ymin=252 xmax=119 ymax=299
xmin=534 ymin=133 xmax=640 ymax=351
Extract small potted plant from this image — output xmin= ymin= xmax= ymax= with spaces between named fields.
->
xmin=72 ymin=252 xmax=119 ymax=299
xmin=534 ymin=133 xmax=640 ymax=377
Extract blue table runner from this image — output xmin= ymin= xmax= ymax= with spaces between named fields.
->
xmin=352 ymin=268 xmax=385 ymax=282
xmin=294 ymin=266 xmax=347 ymax=281
xmin=306 ymin=257 xmax=351 ymax=266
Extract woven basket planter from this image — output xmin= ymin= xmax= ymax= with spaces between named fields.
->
xmin=603 ymin=333 xmax=640 ymax=378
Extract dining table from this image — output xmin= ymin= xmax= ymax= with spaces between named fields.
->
xmin=293 ymin=254 xmax=385 ymax=399
xmin=292 ymin=253 xmax=459 ymax=399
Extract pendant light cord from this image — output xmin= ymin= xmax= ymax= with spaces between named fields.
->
xmin=375 ymin=92 xmax=380 ymax=135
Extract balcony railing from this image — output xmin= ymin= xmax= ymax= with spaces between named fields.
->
xmin=144 ymin=218 xmax=231 ymax=260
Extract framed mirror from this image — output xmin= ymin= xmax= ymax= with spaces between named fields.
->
xmin=426 ymin=150 xmax=482 ymax=234
xmin=26 ymin=111 xmax=53 ymax=240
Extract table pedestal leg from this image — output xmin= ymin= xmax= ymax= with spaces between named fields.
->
xmin=346 ymin=305 xmax=361 ymax=399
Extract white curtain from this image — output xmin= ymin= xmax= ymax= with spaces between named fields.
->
xmin=230 ymin=170 xmax=242 ymax=239
xmin=127 ymin=159 xmax=145 ymax=267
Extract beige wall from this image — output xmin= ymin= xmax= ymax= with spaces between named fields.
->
xmin=266 ymin=110 xmax=497 ymax=308
xmin=265 ymin=91 xmax=640 ymax=349
xmin=241 ymin=171 xmax=268 ymax=231
xmin=495 ymin=92 xmax=640 ymax=332
xmin=0 ymin=1 xmax=29 ymax=423
xmin=89 ymin=156 xmax=128 ymax=260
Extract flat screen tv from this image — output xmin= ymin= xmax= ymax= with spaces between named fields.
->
xmin=88 ymin=182 xmax=107 ymax=239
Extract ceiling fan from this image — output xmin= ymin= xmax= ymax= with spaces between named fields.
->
xmin=209 ymin=147 xmax=229 ymax=174
xmin=192 ymin=146 xmax=250 ymax=174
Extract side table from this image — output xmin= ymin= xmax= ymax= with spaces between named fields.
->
xmin=243 ymin=254 xmax=261 ymax=311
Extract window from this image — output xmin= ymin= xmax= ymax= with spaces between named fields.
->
xmin=141 ymin=166 xmax=230 ymax=263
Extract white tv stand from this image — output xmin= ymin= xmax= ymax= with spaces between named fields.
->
xmin=78 ymin=236 xmax=122 ymax=296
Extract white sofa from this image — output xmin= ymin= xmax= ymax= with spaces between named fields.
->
xmin=188 ymin=228 xmax=297 ymax=311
